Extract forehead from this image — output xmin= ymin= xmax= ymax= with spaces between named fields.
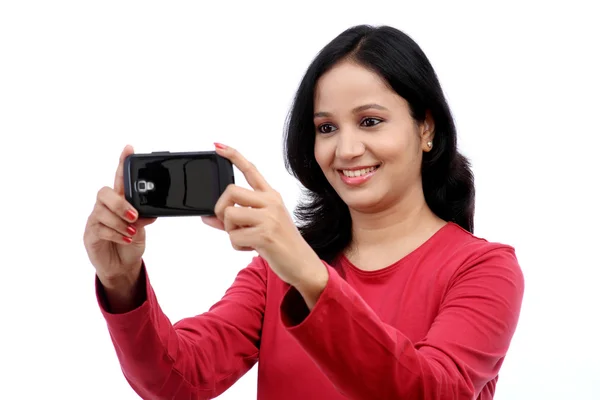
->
xmin=314 ymin=61 xmax=397 ymax=110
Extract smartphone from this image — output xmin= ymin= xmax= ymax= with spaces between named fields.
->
xmin=123 ymin=151 xmax=234 ymax=217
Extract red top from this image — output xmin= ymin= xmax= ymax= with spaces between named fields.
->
xmin=96 ymin=222 xmax=524 ymax=400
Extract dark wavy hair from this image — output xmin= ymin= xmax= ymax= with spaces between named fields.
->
xmin=283 ymin=25 xmax=475 ymax=263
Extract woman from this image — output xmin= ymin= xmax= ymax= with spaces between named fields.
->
xmin=83 ymin=25 xmax=524 ymax=400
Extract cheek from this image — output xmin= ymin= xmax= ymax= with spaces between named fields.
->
xmin=377 ymin=128 xmax=421 ymax=161
xmin=314 ymin=137 xmax=334 ymax=170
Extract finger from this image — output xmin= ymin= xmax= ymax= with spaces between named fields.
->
xmin=201 ymin=216 xmax=225 ymax=231
xmin=97 ymin=186 xmax=139 ymax=223
xmin=138 ymin=217 xmax=156 ymax=226
xmin=135 ymin=217 xmax=157 ymax=228
xmin=114 ymin=145 xmax=134 ymax=196
xmin=231 ymin=244 xmax=254 ymax=252
xmin=93 ymin=202 xmax=137 ymax=238
xmin=228 ymin=226 xmax=260 ymax=251
xmin=200 ymin=212 xmax=251 ymax=250
xmin=214 ymin=185 xmax=267 ymax=221
xmin=224 ymin=215 xmax=238 ymax=233
xmin=214 ymin=143 xmax=271 ymax=192
xmin=94 ymin=223 xmax=136 ymax=245
xmin=223 ymin=206 xmax=263 ymax=230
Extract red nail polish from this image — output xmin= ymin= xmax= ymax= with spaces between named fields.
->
xmin=126 ymin=209 xmax=137 ymax=221
xmin=127 ymin=225 xmax=137 ymax=235
xmin=123 ymin=236 xmax=132 ymax=243
xmin=214 ymin=142 xmax=227 ymax=149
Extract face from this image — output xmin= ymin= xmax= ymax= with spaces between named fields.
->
xmin=313 ymin=60 xmax=434 ymax=213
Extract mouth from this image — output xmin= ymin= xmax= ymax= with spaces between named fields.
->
xmin=338 ymin=164 xmax=380 ymax=177
xmin=336 ymin=164 xmax=381 ymax=186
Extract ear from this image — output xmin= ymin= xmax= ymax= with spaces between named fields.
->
xmin=420 ymin=111 xmax=435 ymax=152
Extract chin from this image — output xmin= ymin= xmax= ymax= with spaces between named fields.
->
xmin=338 ymin=191 xmax=385 ymax=213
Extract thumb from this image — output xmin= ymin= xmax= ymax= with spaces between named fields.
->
xmin=135 ymin=217 xmax=157 ymax=228
xmin=114 ymin=145 xmax=134 ymax=196
xmin=201 ymin=216 xmax=225 ymax=231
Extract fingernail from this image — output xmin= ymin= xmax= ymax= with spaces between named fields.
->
xmin=214 ymin=142 xmax=227 ymax=150
xmin=126 ymin=209 xmax=137 ymax=221
xmin=123 ymin=236 xmax=132 ymax=243
xmin=127 ymin=225 xmax=137 ymax=235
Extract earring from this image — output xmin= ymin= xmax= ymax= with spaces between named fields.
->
xmin=427 ymin=141 xmax=433 ymax=149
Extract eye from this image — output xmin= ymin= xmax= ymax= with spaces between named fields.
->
xmin=317 ymin=123 xmax=337 ymax=134
xmin=360 ymin=117 xmax=383 ymax=127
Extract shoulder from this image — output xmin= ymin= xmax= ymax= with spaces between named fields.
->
xmin=440 ymin=223 xmax=524 ymax=289
xmin=442 ymin=223 xmax=519 ymax=261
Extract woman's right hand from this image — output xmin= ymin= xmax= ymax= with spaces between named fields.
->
xmin=83 ymin=145 xmax=156 ymax=297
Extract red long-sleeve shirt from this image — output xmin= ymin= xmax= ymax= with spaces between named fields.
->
xmin=96 ymin=222 xmax=524 ymax=400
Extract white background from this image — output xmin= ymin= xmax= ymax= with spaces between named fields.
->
xmin=1 ymin=1 xmax=599 ymax=399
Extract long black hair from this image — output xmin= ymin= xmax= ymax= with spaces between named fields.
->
xmin=284 ymin=25 xmax=475 ymax=263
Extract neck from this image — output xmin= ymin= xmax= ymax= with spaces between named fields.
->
xmin=348 ymin=185 xmax=445 ymax=252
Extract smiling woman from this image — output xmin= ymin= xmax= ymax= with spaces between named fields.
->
xmin=314 ymin=102 xmax=388 ymax=186
xmin=86 ymin=24 xmax=524 ymax=400
xmin=285 ymin=26 xmax=475 ymax=265
xmin=314 ymin=64 xmax=434 ymax=212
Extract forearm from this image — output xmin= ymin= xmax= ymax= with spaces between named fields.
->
xmin=97 ymin=265 xmax=146 ymax=314
xmin=281 ymin=264 xmax=473 ymax=400
xmin=96 ymin=265 xmax=187 ymax=396
xmin=96 ymin=258 xmax=267 ymax=399
xmin=281 ymin=250 xmax=523 ymax=400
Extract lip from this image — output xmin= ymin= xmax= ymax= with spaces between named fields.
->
xmin=336 ymin=165 xmax=379 ymax=171
xmin=337 ymin=164 xmax=380 ymax=187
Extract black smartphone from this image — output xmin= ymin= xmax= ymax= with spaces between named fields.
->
xmin=123 ymin=151 xmax=234 ymax=217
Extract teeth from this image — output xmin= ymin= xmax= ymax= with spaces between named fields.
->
xmin=342 ymin=166 xmax=377 ymax=177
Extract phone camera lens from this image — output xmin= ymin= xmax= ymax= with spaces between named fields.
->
xmin=137 ymin=180 xmax=154 ymax=193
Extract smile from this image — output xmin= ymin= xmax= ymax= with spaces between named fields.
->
xmin=341 ymin=166 xmax=378 ymax=177
xmin=337 ymin=165 xmax=380 ymax=186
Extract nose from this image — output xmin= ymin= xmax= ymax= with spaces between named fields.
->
xmin=335 ymin=131 xmax=365 ymax=160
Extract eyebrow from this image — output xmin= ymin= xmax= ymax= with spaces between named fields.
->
xmin=314 ymin=103 xmax=388 ymax=118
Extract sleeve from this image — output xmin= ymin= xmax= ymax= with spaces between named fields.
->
xmin=280 ymin=246 xmax=525 ymax=400
xmin=96 ymin=256 xmax=268 ymax=400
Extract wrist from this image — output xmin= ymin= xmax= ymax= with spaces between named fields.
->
xmin=97 ymin=263 xmax=145 ymax=313
xmin=98 ymin=268 xmax=139 ymax=292
xmin=293 ymin=258 xmax=329 ymax=310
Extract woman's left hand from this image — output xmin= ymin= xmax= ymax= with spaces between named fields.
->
xmin=202 ymin=143 xmax=328 ymax=294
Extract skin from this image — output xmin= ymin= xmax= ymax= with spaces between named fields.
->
xmin=84 ymin=144 xmax=327 ymax=312
xmin=313 ymin=60 xmax=446 ymax=271
xmin=83 ymin=60 xmax=447 ymax=313
xmin=83 ymin=145 xmax=156 ymax=313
